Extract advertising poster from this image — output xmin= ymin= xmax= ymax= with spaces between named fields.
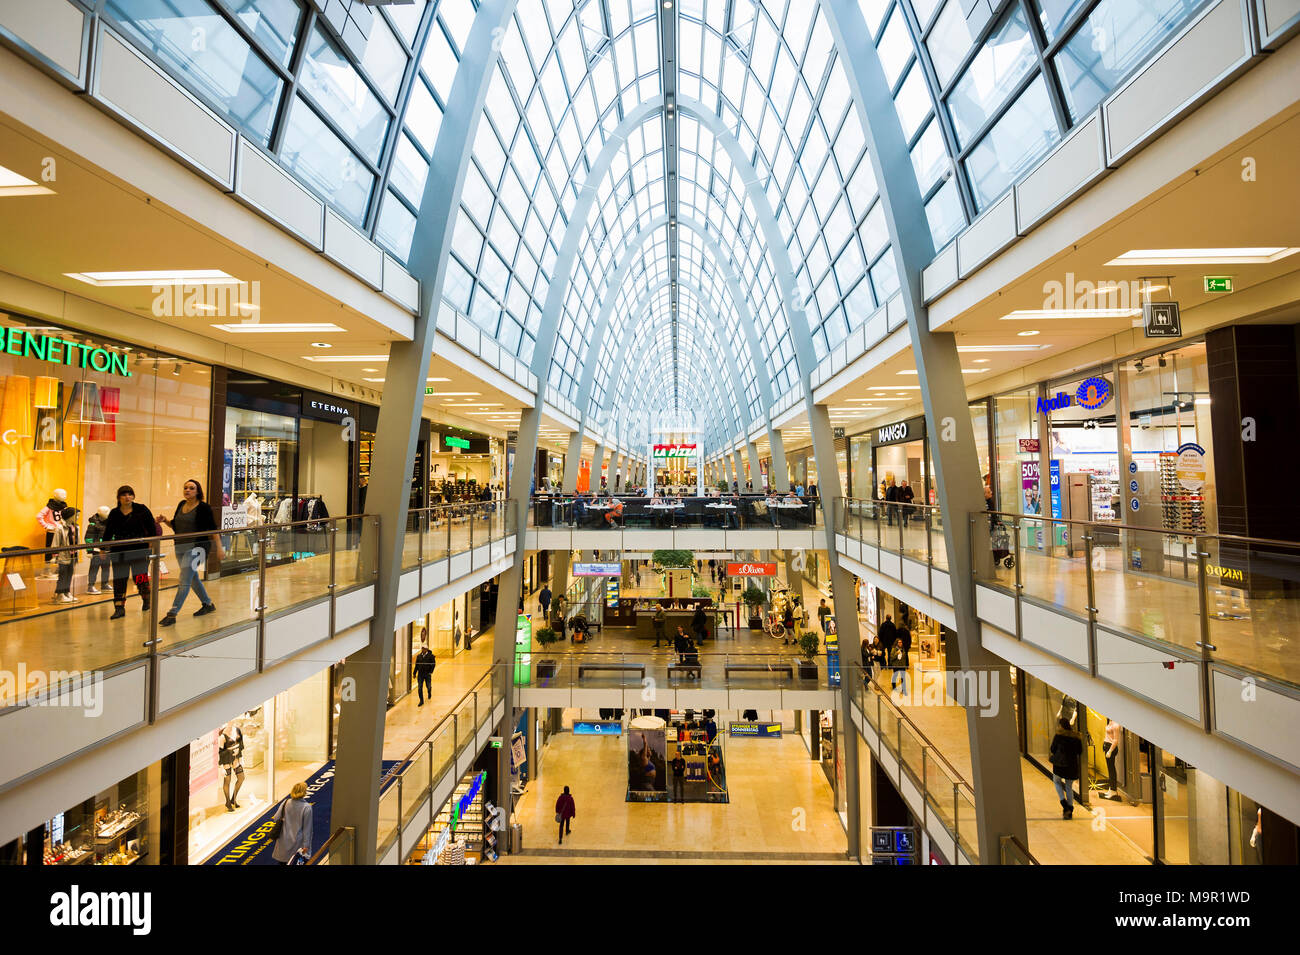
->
xmin=627 ymin=726 xmax=667 ymax=795
xmin=1021 ymin=461 xmax=1041 ymax=515
xmin=189 ymin=731 xmax=219 ymax=798
xmin=221 ymin=448 xmax=233 ymax=507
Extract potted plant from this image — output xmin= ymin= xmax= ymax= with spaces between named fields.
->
xmin=796 ymin=631 xmax=820 ymax=680
xmin=742 ymin=584 xmax=766 ymax=630
xmin=535 ymin=626 xmax=560 ymax=679
xmin=716 ymin=480 xmax=730 ymax=493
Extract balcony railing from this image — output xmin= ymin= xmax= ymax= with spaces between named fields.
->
xmin=0 ymin=513 xmax=379 ymax=711
xmin=833 ymin=495 xmax=1300 ymax=695
xmin=527 ymin=493 xmax=823 ymax=530
xmin=400 ymin=499 xmax=516 ymax=570
xmin=515 ymin=649 xmax=839 ymax=694
xmin=969 ymin=510 xmax=1300 ymax=691
xmin=846 ymin=664 xmax=987 ymax=863
xmin=374 ymin=664 xmax=508 ymax=863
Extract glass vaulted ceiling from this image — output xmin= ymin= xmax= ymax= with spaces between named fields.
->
xmin=443 ymin=0 xmax=906 ymax=443
xmin=101 ymin=0 xmax=1206 ymax=444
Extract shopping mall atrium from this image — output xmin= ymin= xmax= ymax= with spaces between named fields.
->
xmin=0 ymin=0 xmax=1297 ymax=883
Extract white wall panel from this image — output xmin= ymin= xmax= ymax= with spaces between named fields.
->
xmin=975 ymin=584 xmax=1016 ymax=633
xmin=323 ymin=208 xmax=384 ymax=287
xmin=91 ymin=26 xmax=236 ymax=188
xmin=382 ymin=254 xmax=419 ymax=312
xmin=422 ymin=558 xmax=449 ymax=594
xmin=397 ymin=569 xmax=420 ymax=606
xmin=335 ymin=583 xmax=375 ymax=632
xmin=0 ymin=0 xmax=87 ymax=83
xmin=1211 ymin=669 xmax=1300 ymax=772
xmin=157 ymin=626 xmax=257 ymax=714
xmin=235 ymin=139 xmax=324 ymax=246
xmin=0 ymin=665 xmax=147 ymax=793
xmin=1104 ymin=0 xmax=1252 ymax=162
xmin=1095 ymin=627 xmax=1201 ymax=721
xmin=1020 ymin=601 xmax=1089 ymax=667
xmin=264 ymin=599 xmax=330 ymax=664
xmin=902 ymin=557 xmax=929 ymax=594
xmin=1259 ymin=0 xmax=1300 ymax=48
xmin=921 ymin=241 xmax=958 ymax=304
xmin=1016 ymin=112 xmax=1106 ymax=232
xmin=448 ymin=551 xmax=471 ymax=580
xmin=957 ymin=191 xmax=1017 ymax=277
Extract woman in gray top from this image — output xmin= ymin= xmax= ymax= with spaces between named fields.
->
xmin=271 ymin=781 xmax=314 ymax=864
xmin=157 ymin=479 xmax=224 ymax=627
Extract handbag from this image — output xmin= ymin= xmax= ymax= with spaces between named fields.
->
xmin=554 ymin=812 xmax=562 ymax=823
xmin=269 ymin=798 xmax=289 ymax=841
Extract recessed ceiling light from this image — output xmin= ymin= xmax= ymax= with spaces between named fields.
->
xmin=363 ymin=368 xmax=379 ymax=373
xmin=66 ymin=269 xmax=237 ymax=287
xmin=1105 ymin=248 xmax=1300 ymax=265
xmin=363 ymin=377 xmax=385 ymax=383
xmin=0 ymin=163 xmax=54 ymax=197
xmin=310 ymin=342 xmax=332 ymax=348
xmin=957 ymin=344 xmax=1050 ymax=352
xmin=973 ymin=359 xmax=990 ymax=364
xmin=214 ymin=323 xmax=346 ymax=333
xmin=1017 ymin=330 xmax=1040 ymax=337
xmin=428 ymin=377 xmax=451 ymax=382
xmin=869 ymin=385 xmax=920 ymax=391
xmin=1000 ymin=308 xmax=1139 ymax=320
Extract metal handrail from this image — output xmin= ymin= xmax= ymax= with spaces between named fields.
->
xmin=999 ymin=834 xmax=1039 ymax=865
xmin=979 ymin=508 xmax=1300 ymax=549
xmin=308 ymin=826 xmax=355 ymax=865
xmin=381 ymin=665 xmax=502 ymax=787
xmin=855 ymin=666 xmax=971 ymax=798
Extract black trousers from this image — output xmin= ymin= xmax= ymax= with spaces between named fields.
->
xmin=1106 ymin=751 xmax=1119 ymax=791
xmin=558 ymin=817 xmax=571 ymax=843
xmin=417 ymin=673 xmax=432 ymax=703
xmin=111 ymin=550 xmax=150 ymax=604
xmin=673 ymin=776 xmax=685 ymax=801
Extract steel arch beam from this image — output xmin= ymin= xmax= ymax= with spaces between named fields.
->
xmin=821 ymin=0 xmax=1027 ymax=860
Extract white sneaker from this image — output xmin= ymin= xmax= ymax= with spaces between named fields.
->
xmin=87 ymin=586 xmax=102 ymax=595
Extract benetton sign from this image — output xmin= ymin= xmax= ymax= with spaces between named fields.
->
xmin=3 ymin=328 xmax=131 ymax=377
xmin=727 ymin=562 xmax=776 ymax=577
xmin=653 ymin=443 xmax=697 ymax=458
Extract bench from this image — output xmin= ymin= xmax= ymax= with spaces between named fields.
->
xmin=577 ymin=663 xmax=647 ymax=679
xmin=724 ymin=663 xmax=793 ymax=679
xmin=667 ymin=665 xmax=702 ymax=680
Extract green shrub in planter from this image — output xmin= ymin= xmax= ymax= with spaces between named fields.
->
xmin=741 ymin=584 xmax=766 ymax=610
xmin=535 ymin=627 xmax=560 ymax=647
xmin=797 ymin=631 xmax=821 ymax=660
xmin=651 ymin=549 xmax=695 ymax=569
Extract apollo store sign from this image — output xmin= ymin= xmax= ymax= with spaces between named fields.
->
xmin=1036 ymin=377 xmax=1113 ymax=416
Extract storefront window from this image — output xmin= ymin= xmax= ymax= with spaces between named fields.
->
xmin=1121 ymin=343 xmax=1216 ymax=564
xmin=850 ymin=433 xmax=873 ymax=499
xmin=993 ymin=387 xmax=1037 ymax=517
xmin=42 ymin=768 xmax=154 ymax=865
xmin=0 ymin=315 xmax=210 ymax=556
xmin=188 ymin=705 xmax=271 ymax=862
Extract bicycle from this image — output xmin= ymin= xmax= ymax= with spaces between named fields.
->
xmin=762 ymin=609 xmax=788 ymax=641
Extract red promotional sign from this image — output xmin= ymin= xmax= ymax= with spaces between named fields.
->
xmin=726 ymin=562 xmax=777 ymax=577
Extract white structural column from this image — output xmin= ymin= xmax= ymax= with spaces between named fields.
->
xmin=821 ymin=0 xmax=1028 ymax=859
xmin=747 ymin=442 xmax=763 ymax=489
xmin=330 ymin=0 xmax=518 ymax=864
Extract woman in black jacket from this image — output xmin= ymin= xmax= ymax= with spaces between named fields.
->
xmin=157 ymin=479 xmax=224 ymax=626
xmin=103 ymin=485 xmax=157 ymax=619
xmin=1049 ymin=717 xmax=1084 ymax=819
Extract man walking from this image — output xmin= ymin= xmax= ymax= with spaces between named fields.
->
xmin=555 ymin=785 xmax=576 ymax=844
xmin=671 ymin=751 xmax=687 ymax=802
xmin=539 ymin=583 xmax=552 ymax=621
xmin=414 ymin=644 xmax=436 ymax=706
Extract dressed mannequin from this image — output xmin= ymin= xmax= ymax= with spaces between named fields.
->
xmin=217 ymin=721 xmax=245 ymax=812
xmin=84 ymin=506 xmax=112 ymax=595
xmin=36 ymin=489 xmax=69 ymax=577
xmin=1103 ymin=719 xmax=1122 ymax=797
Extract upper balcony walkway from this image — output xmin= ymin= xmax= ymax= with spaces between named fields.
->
xmin=523 ymin=493 xmax=826 ymax=551
xmin=833 ymin=497 xmax=1300 ymax=822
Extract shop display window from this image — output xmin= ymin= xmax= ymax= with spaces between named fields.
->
xmin=0 ymin=315 xmax=210 ymax=595
xmin=993 ymin=387 xmax=1037 ymax=517
xmin=188 ymin=707 xmax=271 ymax=862
xmin=43 ymin=768 xmax=152 ymax=866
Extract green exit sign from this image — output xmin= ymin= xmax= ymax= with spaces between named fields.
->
xmin=425 ymin=386 xmax=435 ymax=396
xmin=1203 ymin=276 xmax=1233 ymax=293
xmin=444 ymin=435 xmax=470 ymax=450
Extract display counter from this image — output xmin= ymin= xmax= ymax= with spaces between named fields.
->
xmin=604 ymin=598 xmax=718 ymax=640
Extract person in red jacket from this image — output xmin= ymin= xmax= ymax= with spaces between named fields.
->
xmin=555 ymin=785 xmax=576 ymax=845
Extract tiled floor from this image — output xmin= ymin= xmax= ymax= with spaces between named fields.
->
xmin=507 ymin=722 xmax=847 ymax=861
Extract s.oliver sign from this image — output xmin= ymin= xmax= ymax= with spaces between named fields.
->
xmin=727 ymin=562 xmax=776 ymax=576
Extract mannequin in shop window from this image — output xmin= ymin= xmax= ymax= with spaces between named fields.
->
xmin=218 ymin=721 xmax=245 ymax=812
xmin=36 ymin=488 xmax=69 ymax=578
xmin=84 ymin=506 xmax=112 ymax=595
xmin=1102 ymin=719 xmax=1122 ymax=799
